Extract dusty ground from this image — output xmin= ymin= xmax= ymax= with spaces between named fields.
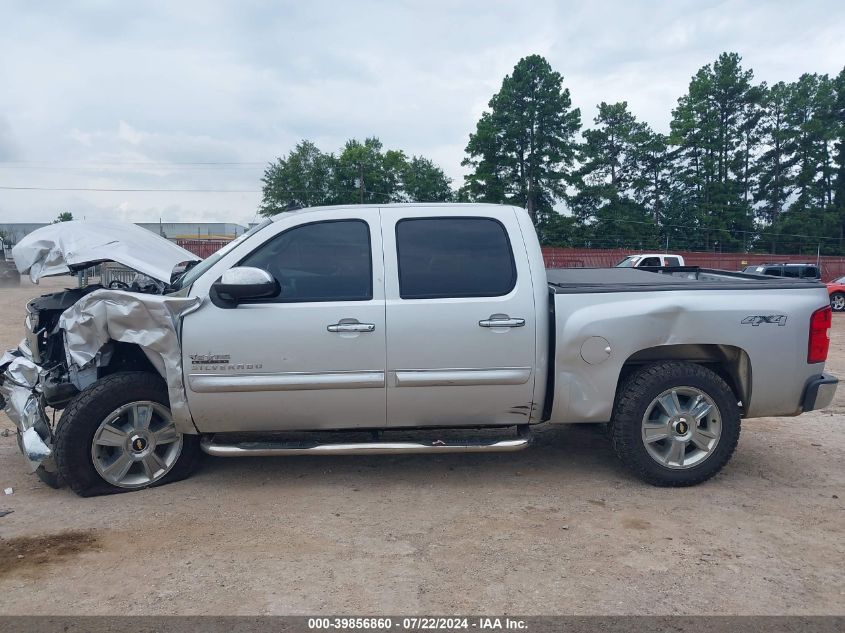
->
xmin=0 ymin=276 xmax=842 ymax=615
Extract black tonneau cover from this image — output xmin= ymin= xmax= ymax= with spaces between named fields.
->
xmin=547 ymin=267 xmax=824 ymax=294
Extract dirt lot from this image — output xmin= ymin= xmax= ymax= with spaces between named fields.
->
xmin=0 ymin=276 xmax=843 ymax=615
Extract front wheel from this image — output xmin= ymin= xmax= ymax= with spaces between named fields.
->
xmin=54 ymin=372 xmax=201 ymax=497
xmin=610 ymin=361 xmax=741 ymax=486
xmin=830 ymin=292 xmax=845 ymax=312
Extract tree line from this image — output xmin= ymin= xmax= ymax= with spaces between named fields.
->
xmin=260 ymin=52 xmax=845 ymax=255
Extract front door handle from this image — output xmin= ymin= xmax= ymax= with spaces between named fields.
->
xmin=327 ymin=321 xmax=376 ymax=333
xmin=479 ymin=315 xmax=525 ymax=328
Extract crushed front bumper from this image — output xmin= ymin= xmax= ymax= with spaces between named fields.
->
xmin=0 ymin=342 xmax=55 ymax=473
xmin=802 ymin=373 xmax=839 ymax=412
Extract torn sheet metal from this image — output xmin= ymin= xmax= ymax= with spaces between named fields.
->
xmin=0 ymin=352 xmax=54 ymax=473
xmin=12 ymin=219 xmax=198 ymax=283
xmin=5 ymin=357 xmax=40 ymax=389
xmin=58 ymin=289 xmax=201 ymax=429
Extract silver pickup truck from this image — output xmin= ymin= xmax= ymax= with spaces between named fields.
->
xmin=0 ymin=204 xmax=838 ymax=496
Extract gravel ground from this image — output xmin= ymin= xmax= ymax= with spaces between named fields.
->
xmin=0 ymin=276 xmax=843 ymax=615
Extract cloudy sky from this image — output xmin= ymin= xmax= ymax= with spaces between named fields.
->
xmin=1 ymin=0 xmax=843 ymax=226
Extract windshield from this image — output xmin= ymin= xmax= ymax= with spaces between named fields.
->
xmin=170 ymin=219 xmax=273 ymax=290
xmin=615 ymin=256 xmax=636 ymax=268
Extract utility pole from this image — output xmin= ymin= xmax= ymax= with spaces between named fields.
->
xmin=358 ymin=162 xmax=365 ymax=204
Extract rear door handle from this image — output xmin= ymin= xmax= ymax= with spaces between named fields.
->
xmin=479 ymin=315 xmax=525 ymax=328
xmin=327 ymin=322 xmax=376 ymax=333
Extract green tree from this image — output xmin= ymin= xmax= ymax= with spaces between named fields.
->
xmin=631 ymin=129 xmax=671 ymax=226
xmin=669 ymin=52 xmax=758 ymax=251
xmin=754 ymin=81 xmax=795 ymax=252
xmin=462 ymin=54 xmax=581 ymax=224
xmin=833 ymin=67 xmax=845 ymax=248
xmin=401 ymin=156 xmax=452 ymax=202
xmin=259 ymin=138 xmax=454 ymax=214
xmin=331 ymin=137 xmax=404 ymax=205
xmin=259 ymin=140 xmax=335 ymax=215
xmin=53 ymin=211 xmax=74 ymax=223
xmin=777 ymin=73 xmax=840 ymax=253
xmin=572 ymin=101 xmax=658 ymax=248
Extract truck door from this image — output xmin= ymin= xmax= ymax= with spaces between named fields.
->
xmin=182 ymin=210 xmax=387 ymax=432
xmin=381 ymin=207 xmax=537 ymax=427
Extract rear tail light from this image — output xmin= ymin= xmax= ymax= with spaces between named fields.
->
xmin=808 ymin=305 xmax=832 ymax=363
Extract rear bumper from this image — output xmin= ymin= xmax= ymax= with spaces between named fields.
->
xmin=802 ymin=373 xmax=839 ymax=412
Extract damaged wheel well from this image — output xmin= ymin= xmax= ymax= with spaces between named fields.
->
xmin=618 ymin=344 xmax=751 ymax=415
xmin=98 ymin=342 xmax=158 ymax=378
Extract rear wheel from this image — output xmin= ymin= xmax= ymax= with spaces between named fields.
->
xmin=610 ymin=361 xmax=741 ymax=486
xmin=830 ymin=292 xmax=845 ymax=312
xmin=55 ymin=372 xmax=201 ymax=497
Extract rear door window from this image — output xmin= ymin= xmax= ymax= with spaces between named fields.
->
xmin=664 ymin=257 xmax=681 ymax=267
xmin=395 ymin=217 xmax=516 ymax=299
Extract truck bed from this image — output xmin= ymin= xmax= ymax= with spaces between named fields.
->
xmin=543 ymin=265 xmax=830 ymax=427
xmin=546 ymin=266 xmax=824 ymax=293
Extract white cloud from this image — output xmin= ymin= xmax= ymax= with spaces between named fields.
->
xmin=0 ymin=0 xmax=842 ymax=223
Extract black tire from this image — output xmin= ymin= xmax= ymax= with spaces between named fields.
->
xmin=54 ymin=372 xmax=201 ymax=497
xmin=830 ymin=292 xmax=845 ymax=312
xmin=35 ymin=465 xmax=64 ymax=489
xmin=610 ymin=361 xmax=741 ymax=487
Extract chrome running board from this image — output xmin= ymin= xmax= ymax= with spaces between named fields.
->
xmin=200 ymin=434 xmax=531 ymax=457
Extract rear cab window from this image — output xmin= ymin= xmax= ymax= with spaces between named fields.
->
xmin=395 ymin=217 xmax=516 ymax=299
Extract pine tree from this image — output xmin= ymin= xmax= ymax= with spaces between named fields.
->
xmin=462 ymin=54 xmax=581 ymax=224
xmin=669 ymin=53 xmax=758 ymax=251
xmin=572 ymin=102 xmax=657 ymax=248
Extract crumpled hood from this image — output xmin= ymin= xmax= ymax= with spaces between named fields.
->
xmin=12 ymin=220 xmax=199 ymax=283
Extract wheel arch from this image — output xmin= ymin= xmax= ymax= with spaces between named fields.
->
xmin=618 ymin=344 xmax=751 ymax=415
xmin=98 ymin=341 xmax=161 ymax=378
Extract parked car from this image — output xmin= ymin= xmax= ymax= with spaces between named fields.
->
xmin=742 ymin=263 xmax=821 ymax=280
xmin=0 ymin=206 xmax=837 ymax=496
xmin=827 ymin=276 xmax=845 ymax=312
xmin=615 ymin=253 xmax=685 ymax=268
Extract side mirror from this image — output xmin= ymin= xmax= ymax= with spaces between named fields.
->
xmin=211 ymin=267 xmax=280 ymax=307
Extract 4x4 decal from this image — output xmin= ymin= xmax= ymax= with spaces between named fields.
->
xmin=741 ymin=315 xmax=788 ymax=327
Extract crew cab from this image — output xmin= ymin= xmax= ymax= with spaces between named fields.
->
xmin=0 ymin=204 xmax=838 ymax=496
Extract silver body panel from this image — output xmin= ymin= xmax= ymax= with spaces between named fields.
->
xmin=182 ymin=207 xmax=388 ymax=432
xmin=545 ymin=288 xmax=829 ymax=424
xmin=380 ymin=206 xmax=538 ymax=427
xmin=177 ymin=203 xmax=833 ymax=431
xmin=4 ymin=204 xmax=836 ymax=475
xmin=11 ymin=219 xmax=196 ymax=283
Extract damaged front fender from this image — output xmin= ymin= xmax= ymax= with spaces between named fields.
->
xmin=58 ymin=289 xmax=201 ymax=431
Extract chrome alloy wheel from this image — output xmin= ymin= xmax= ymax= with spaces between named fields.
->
xmin=91 ymin=401 xmax=183 ymax=488
xmin=641 ymin=387 xmax=722 ymax=469
xmin=832 ymin=294 xmax=845 ymax=311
